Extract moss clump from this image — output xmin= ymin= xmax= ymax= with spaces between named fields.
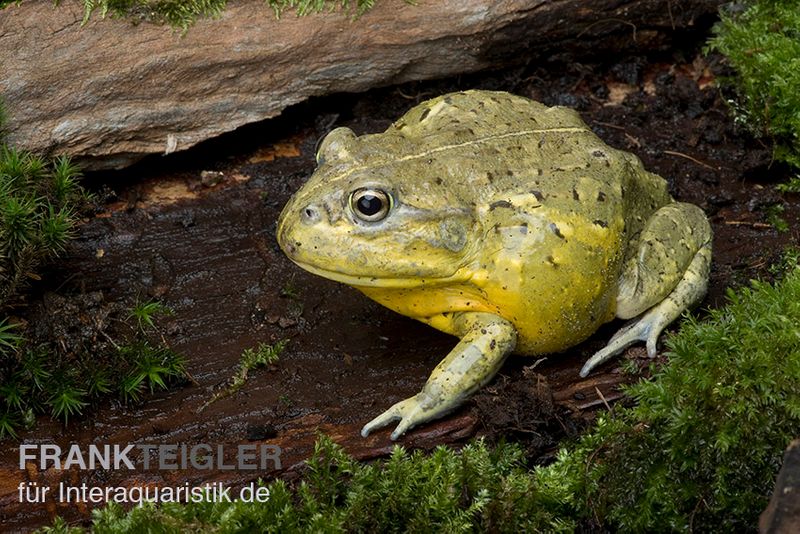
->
xmin=79 ymin=0 xmax=388 ymax=30
xmin=198 ymin=339 xmax=287 ymax=412
xmin=0 ymin=108 xmax=188 ymax=438
xmin=708 ymin=0 xmax=800 ymax=169
xmin=0 ymin=149 xmax=87 ymax=304
xmin=543 ymin=263 xmax=800 ymax=530
xmin=0 ymin=299 xmax=188 ymax=439
xmin=39 ymin=436 xmax=571 ymax=533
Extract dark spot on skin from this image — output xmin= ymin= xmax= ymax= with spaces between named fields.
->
xmin=549 ymin=223 xmax=565 ymax=239
xmin=489 ymin=200 xmax=513 ymax=211
xmin=490 ymin=339 xmax=496 ymax=350
xmin=519 ymin=224 xmax=528 ymax=235
xmin=419 ymin=108 xmax=430 ymax=121
xmin=487 ymin=171 xmax=495 ymax=183
xmin=538 ymin=138 xmax=546 ymax=148
xmin=547 ymin=255 xmax=558 ymax=267
xmin=435 ymin=177 xmax=443 ymax=185
xmin=530 ymin=190 xmax=545 ymax=202
xmin=537 ymin=169 xmax=543 ymax=176
xmin=295 ymin=241 xmax=301 ymax=247
xmin=467 ymin=128 xmax=475 ymax=135
xmin=493 ymin=223 xmax=501 ymax=234
xmin=597 ymin=191 xmax=607 ymax=202
xmin=593 ymin=219 xmax=608 ymax=228
xmin=572 ymin=188 xmax=580 ymax=201
xmin=592 ymin=150 xmax=606 ymax=158
xmin=506 ymin=170 xmax=514 ymax=177
xmin=481 ymin=328 xmax=487 ymax=334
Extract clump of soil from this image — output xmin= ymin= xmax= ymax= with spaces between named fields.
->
xmin=473 ymin=366 xmax=583 ymax=461
xmin=28 ymin=292 xmax=129 ymax=361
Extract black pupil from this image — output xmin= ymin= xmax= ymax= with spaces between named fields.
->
xmin=356 ymin=193 xmax=384 ymax=216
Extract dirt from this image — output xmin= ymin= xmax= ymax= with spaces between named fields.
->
xmin=1 ymin=35 xmax=799 ymax=531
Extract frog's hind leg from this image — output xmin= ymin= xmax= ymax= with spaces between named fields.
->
xmin=580 ymin=202 xmax=711 ymax=377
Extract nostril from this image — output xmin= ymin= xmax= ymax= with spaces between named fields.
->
xmin=301 ymin=204 xmax=321 ymax=224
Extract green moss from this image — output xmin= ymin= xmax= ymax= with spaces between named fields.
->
xmin=0 ymin=104 xmax=188 ymax=438
xmin=0 ymin=314 xmax=187 ymax=438
xmin=0 ymin=147 xmax=86 ymax=305
xmin=545 ymin=263 xmax=800 ymax=531
xmin=40 ymin=436 xmax=571 ymax=533
xmin=708 ymin=0 xmax=800 ymax=170
xmin=765 ymin=202 xmax=789 ymax=232
xmin=776 ymin=174 xmax=800 ymax=194
xmin=198 ymin=339 xmax=287 ymax=412
xmin=80 ymin=0 xmax=392 ymax=30
xmin=128 ymin=298 xmax=173 ymax=332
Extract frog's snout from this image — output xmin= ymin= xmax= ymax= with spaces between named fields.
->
xmin=277 ymin=198 xmax=322 ymax=259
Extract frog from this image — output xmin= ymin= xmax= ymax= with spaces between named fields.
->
xmin=276 ymin=90 xmax=712 ymax=440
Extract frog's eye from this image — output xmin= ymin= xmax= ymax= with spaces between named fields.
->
xmin=350 ymin=188 xmax=392 ymax=222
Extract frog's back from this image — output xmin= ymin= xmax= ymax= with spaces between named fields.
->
xmin=392 ymin=90 xmax=670 ymax=229
xmin=392 ymin=90 xmax=588 ymax=146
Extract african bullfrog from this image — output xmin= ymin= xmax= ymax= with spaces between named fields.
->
xmin=276 ymin=90 xmax=712 ymax=440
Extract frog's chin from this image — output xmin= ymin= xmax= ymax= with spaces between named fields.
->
xmin=289 ymin=260 xmax=466 ymax=289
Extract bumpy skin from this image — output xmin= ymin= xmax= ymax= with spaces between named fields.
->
xmin=277 ymin=90 xmax=712 ymax=440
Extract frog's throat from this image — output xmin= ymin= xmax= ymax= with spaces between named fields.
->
xmin=289 ymin=259 xmax=470 ymax=289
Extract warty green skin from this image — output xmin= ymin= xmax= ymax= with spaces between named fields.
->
xmin=277 ymin=90 xmax=712 ymax=440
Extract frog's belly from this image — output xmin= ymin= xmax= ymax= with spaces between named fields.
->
xmin=358 ymin=280 xmax=617 ymax=355
xmin=510 ymin=284 xmax=617 ymax=354
xmin=357 ymin=284 xmax=501 ymax=324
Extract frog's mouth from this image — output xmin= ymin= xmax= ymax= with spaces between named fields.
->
xmin=288 ymin=259 xmax=469 ymax=289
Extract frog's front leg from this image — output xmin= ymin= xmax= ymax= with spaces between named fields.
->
xmin=361 ymin=312 xmax=517 ymax=440
xmin=580 ymin=202 xmax=712 ymax=377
